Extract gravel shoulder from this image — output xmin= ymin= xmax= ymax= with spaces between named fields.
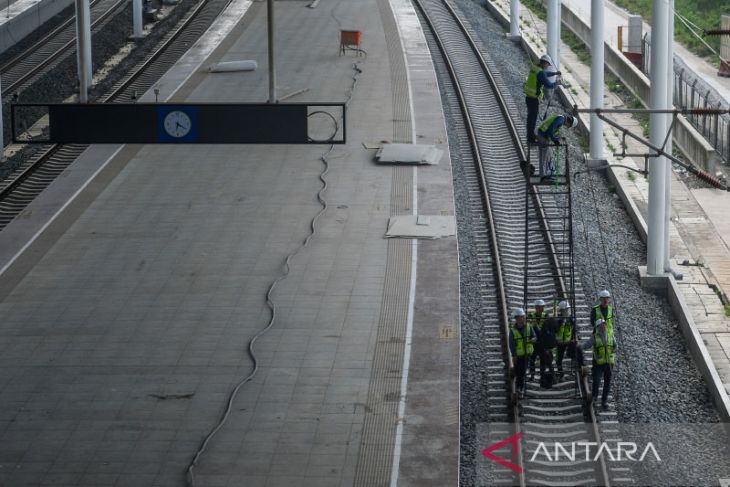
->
xmin=438 ymin=0 xmax=726 ymax=484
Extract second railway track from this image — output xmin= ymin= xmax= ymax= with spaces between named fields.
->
xmin=413 ymin=0 xmax=627 ymax=485
xmin=0 ymin=0 xmax=235 ymax=230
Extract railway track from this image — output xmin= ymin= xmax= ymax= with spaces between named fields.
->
xmin=413 ymin=0 xmax=628 ymax=485
xmin=0 ymin=0 xmax=126 ymax=95
xmin=0 ymin=0 xmax=233 ymax=230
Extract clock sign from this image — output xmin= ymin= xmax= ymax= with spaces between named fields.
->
xmin=158 ymin=106 xmax=198 ymax=142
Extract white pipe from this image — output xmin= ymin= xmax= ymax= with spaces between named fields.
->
xmin=75 ymin=0 xmax=92 ymax=102
xmin=547 ymin=0 xmax=560 ymax=74
xmin=590 ymin=0 xmax=604 ymax=160
xmin=132 ymin=0 xmax=143 ymax=39
xmin=510 ymin=0 xmax=520 ymax=38
xmin=663 ymin=0 xmax=674 ymax=272
xmin=647 ymin=0 xmax=669 ymax=275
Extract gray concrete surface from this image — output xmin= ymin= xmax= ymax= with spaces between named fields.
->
xmin=0 ymin=0 xmax=460 ymax=485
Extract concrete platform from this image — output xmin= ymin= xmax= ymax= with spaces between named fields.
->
xmin=0 ymin=0 xmax=460 ymax=485
xmin=488 ymin=0 xmax=730 ymax=422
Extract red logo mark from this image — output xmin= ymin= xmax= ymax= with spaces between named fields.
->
xmin=482 ymin=432 xmax=523 ymax=474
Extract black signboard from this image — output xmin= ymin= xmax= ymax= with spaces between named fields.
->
xmin=12 ymin=103 xmax=345 ymax=144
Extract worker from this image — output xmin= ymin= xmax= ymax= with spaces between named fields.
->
xmin=555 ymin=300 xmax=577 ymax=379
xmin=536 ymin=114 xmax=576 ymax=181
xmin=528 ymin=299 xmax=549 ymax=382
xmin=524 ymin=54 xmax=561 ymax=143
xmin=537 ymin=307 xmax=557 ymax=388
xmin=582 ymin=319 xmax=616 ymax=409
xmin=590 ymin=289 xmax=615 ymax=330
xmin=509 ymin=307 xmax=537 ymax=399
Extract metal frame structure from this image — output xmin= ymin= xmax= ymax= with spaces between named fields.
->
xmin=574 ymin=107 xmax=730 ymax=191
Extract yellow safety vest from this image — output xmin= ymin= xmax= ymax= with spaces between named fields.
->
xmin=512 ymin=325 xmax=534 ymax=357
xmin=528 ymin=311 xmax=548 ymax=331
xmin=593 ymin=305 xmax=614 ymax=330
xmin=557 ymin=318 xmax=573 ymax=344
xmin=538 ymin=115 xmax=562 ymax=138
xmin=523 ymin=63 xmax=544 ymax=99
xmin=593 ymin=331 xmax=616 ymax=365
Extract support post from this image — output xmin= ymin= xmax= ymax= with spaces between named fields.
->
xmin=510 ymin=0 xmax=520 ymax=40
xmin=664 ymin=0 xmax=674 ymax=273
xmin=590 ymin=0 xmax=605 ymax=161
xmin=132 ymin=0 xmax=143 ymax=39
xmin=647 ymin=0 xmax=669 ymax=275
xmin=267 ymin=0 xmax=276 ymax=103
xmin=75 ymin=0 xmax=92 ymax=102
xmin=547 ymin=0 xmax=560 ymax=76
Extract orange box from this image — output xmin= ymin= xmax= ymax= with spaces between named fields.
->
xmin=340 ymin=30 xmax=362 ymax=46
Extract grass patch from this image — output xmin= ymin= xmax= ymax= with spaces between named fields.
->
xmin=626 ymin=170 xmax=636 ymax=182
xmin=725 ymin=304 xmax=730 ymax=317
xmin=612 ymin=0 xmax=730 ymax=64
xmin=561 ymin=29 xmax=591 ymax=65
xmin=521 ymin=0 xmax=547 ymax=21
xmin=576 ymin=134 xmax=589 ymax=151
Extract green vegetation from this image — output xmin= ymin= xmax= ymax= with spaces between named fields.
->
xmin=626 ymin=170 xmax=636 ymax=181
xmin=605 ymin=74 xmax=650 ymax=136
xmin=577 ymin=134 xmax=589 ymax=151
xmin=521 ymin=0 xmax=547 ymax=21
xmin=561 ymin=29 xmax=591 ymax=65
xmin=613 ymin=0 xmax=730 ymax=62
xmin=725 ymin=303 xmax=730 ymax=317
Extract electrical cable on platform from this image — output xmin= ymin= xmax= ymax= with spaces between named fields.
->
xmin=185 ymin=61 xmax=364 ymax=487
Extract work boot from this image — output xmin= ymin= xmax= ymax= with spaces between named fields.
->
xmin=601 ymin=400 xmax=609 ymax=410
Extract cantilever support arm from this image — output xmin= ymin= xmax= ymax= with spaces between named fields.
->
xmin=577 ymin=107 xmax=729 ymax=191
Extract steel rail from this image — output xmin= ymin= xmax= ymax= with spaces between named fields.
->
xmin=0 ymin=0 xmax=230 ymax=228
xmin=412 ymin=0 xmax=616 ymax=485
xmin=1 ymin=0 xmax=127 ymax=94
xmin=410 ymin=0 xmax=522 ymax=482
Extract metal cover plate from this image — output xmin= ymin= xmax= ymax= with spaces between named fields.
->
xmin=385 ymin=215 xmax=455 ymax=239
xmin=375 ymin=143 xmax=442 ymax=165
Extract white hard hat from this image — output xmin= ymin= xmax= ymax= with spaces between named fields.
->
xmin=595 ymin=318 xmax=607 ymax=327
xmin=539 ymin=54 xmax=552 ymax=64
xmin=558 ymin=300 xmax=570 ymax=310
xmin=598 ymin=290 xmax=611 ymax=298
xmin=513 ymin=307 xmax=526 ymax=318
xmin=566 ymin=115 xmax=577 ymax=127
xmin=534 ymin=299 xmax=545 ymax=307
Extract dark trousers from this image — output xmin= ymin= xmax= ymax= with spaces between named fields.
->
xmin=540 ymin=349 xmax=554 ymax=377
xmin=556 ymin=342 xmax=575 ymax=371
xmin=526 ymin=96 xmax=540 ymax=142
xmin=529 ymin=349 xmax=540 ymax=376
xmin=592 ymin=363 xmax=613 ymax=403
xmin=515 ymin=356 xmax=528 ymax=391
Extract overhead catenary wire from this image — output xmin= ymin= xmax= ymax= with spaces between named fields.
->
xmin=185 ymin=61 xmax=363 ymax=487
xmin=670 ymin=6 xmax=730 ymax=67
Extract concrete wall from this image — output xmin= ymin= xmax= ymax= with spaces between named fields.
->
xmin=0 ymin=0 xmax=75 ymax=55
xmin=560 ymin=3 xmax=717 ymax=173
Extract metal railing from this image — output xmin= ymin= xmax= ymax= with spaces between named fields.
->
xmin=642 ymin=33 xmax=730 ymax=163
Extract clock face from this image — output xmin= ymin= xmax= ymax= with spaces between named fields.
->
xmin=163 ymin=110 xmax=192 ymax=138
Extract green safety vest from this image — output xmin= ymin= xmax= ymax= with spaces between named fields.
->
xmin=593 ymin=330 xmax=616 ymax=365
xmin=528 ymin=311 xmax=548 ymax=331
xmin=538 ymin=115 xmax=562 ymax=138
xmin=557 ymin=318 xmax=573 ymax=344
xmin=593 ymin=305 xmax=614 ymax=330
xmin=512 ymin=325 xmax=534 ymax=357
xmin=523 ymin=63 xmax=544 ymax=100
